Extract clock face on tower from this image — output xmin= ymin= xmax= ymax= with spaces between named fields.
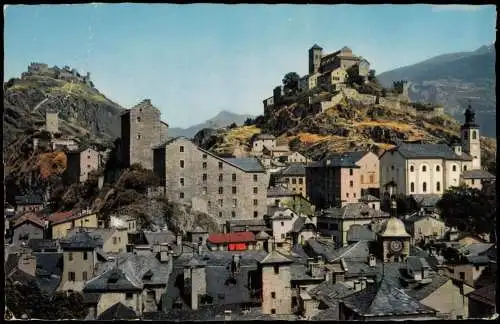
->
xmin=389 ymin=240 xmax=403 ymax=253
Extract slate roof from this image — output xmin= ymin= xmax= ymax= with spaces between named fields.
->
xmin=258 ymin=250 xmax=293 ymax=265
xmin=27 ymin=239 xmax=59 ymax=252
xmin=255 ymin=231 xmax=271 ymax=240
xmin=97 ymin=302 xmax=139 ymax=320
xmin=461 ymin=170 xmax=496 ymax=180
xmin=311 ymin=152 xmax=365 ymax=168
xmin=222 ymin=157 xmax=265 ymax=172
xmin=144 ymin=230 xmax=176 ymax=245
xmin=60 ymin=230 xmax=102 ymax=250
xmin=84 ymin=267 xmax=143 ymax=293
xmin=67 ymin=227 xmax=115 ymax=245
xmin=292 ymin=217 xmax=316 ymax=233
xmin=466 ymin=283 xmax=496 ymax=307
xmin=458 ymin=243 xmax=494 ymax=257
xmin=360 ymin=194 xmax=380 ymax=202
xmin=320 ymin=203 xmax=390 ymax=220
xmin=13 ymin=213 xmax=45 ymax=229
xmin=347 ymin=225 xmax=376 ymax=243
xmin=208 ymin=232 xmax=256 ymax=244
xmin=406 ymin=256 xmax=431 ymax=273
xmin=270 ymin=207 xmax=295 ymax=220
xmin=280 ymin=163 xmax=306 ymax=176
xmin=308 ymin=281 xmax=356 ymax=319
xmin=390 ymin=143 xmax=472 ymax=161
xmin=310 ymin=44 xmax=323 ymax=50
xmin=405 ymin=274 xmax=450 ymax=301
xmin=15 ymin=194 xmax=44 ymax=205
xmin=342 ymin=280 xmax=437 ymax=317
xmin=267 ymin=186 xmax=296 ymax=197
xmin=34 ymin=252 xmax=63 ymax=294
xmin=410 ymin=194 xmax=442 ymax=207
xmin=5 ymin=254 xmax=20 ymax=276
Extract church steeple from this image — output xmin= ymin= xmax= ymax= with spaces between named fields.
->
xmin=463 ymin=104 xmax=478 ymax=127
xmin=460 ymin=104 xmax=481 ymax=170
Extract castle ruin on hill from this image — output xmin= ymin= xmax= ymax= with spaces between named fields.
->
xmin=23 ymin=62 xmax=94 ymax=87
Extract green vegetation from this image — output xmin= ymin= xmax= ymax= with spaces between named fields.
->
xmin=48 ymin=82 xmax=108 ymax=103
xmin=282 ymin=72 xmax=300 ymax=95
xmin=436 ymin=184 xmax=496 ymax=235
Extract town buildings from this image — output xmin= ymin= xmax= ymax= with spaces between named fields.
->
xmin=153 ymin=137 xmax=269 ymax=227
xmin=65 ymin=147 xmax=101 ymax=183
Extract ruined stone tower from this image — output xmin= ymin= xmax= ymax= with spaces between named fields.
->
xmin=120 ymin=99 xmax=162 ymax=170
xmin=308 ymin=44 xmax=323 ymax=74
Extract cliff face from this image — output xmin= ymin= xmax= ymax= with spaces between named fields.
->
xmin=194 ymin=87 xmax=496 ymax=166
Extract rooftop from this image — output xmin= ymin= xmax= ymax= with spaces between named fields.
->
xmin=280 ymin=163 xmax=306 ymax=176
xmin=466 ymin=283 xmax=496 ymax=307
xmin=461 ymin=169 xmax=496 ymax=180
xmin=320 ymin=203 xmax=390 ymax=220
xmin=13 ymin=213 xmax=45 ymax=229
xmin=310 ymin=151 xmax=367 ymax=168
xmin=59 ymin=229 xmax=102 ymax=250
xmin=347 ymin=225 xmax=376 ymax=243
xmin=389 ymin=143 xmax=472 ymax=161
xmin=222 ymin=157 xmax=266 ymax=172
xmin=208 ymin=232 xmax=256 ymax=244
xmin=410 ymin=194 xmax=442 ymax=208
xmin=97 ymin=302 xmax=138 ymax=320
xmin=267 ymin=185 xmax=296 ymax=197
xmin=14 ymin=194 xmax=44 ymax=206
xmin=258 ymin=250 xmax=294 ymax=265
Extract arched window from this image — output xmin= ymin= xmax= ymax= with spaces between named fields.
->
xmin=410 ymin=182 xmax=415 ymax=193
xmin=452 ymin=165 xmax=457 ymax=172
xmin=410 ymin=165 xmax=414 ymax=172
xmin=422 ymin=182 xmax=427 ymax=193
xmin=422 ymin=165 xmax=427 ymax=172
xmin=436 ymin=182 xmax=441 ymax=191
xmin=472 ymin=130 xmax=477 ymax=139
xmin=436 ymin=165 xmax=440 ymax=172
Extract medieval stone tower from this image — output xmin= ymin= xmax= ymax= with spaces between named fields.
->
xmin=308 ymin=44 xmax=323 ymax=74
xmin=45 ymin=110 xmax=59 ymax=134
xmin=460 ymin=105 xmax=481 ymax=170
xmin=120 ymin=99 xmax=162 ymax=170
xmin=259 ymin=251 xmax=293 ymax=315
xmin=183 ymin=257 xmax=207 ymax=311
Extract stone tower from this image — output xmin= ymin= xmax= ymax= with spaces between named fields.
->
xmin=460 ymin=105 xmax=481 ymax=170
xmin=259 ymin=250 xmax=293 ymax=315
xmin=120 ymin=99 xmax=162 ymax=170
xmin=308 ymin=44 xmax=323 ymax=75
xmin=46 ymin=110 xmax=59 ymax=134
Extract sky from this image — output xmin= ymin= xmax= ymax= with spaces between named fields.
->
xmin=4 ymin=4 xmax=497 ymax=128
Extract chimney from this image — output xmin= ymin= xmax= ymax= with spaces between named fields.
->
xmin=159 ymin=243 xmax=169 ymax=262
xmin=176 ymin=234 xmax=182 ymax=246
xmin=232 ymin=254 xmax=241 ymax=275
xmin=194 ymin=242 xmax=199 ymax=255
xmin=368 ymin=254 xmax=376 ymax=267
xmin=197 ymin=242 xmax=203 ymax=255
xmin=152 ymin=241 xmax=161 ymax=253
xmin=224 ymin=310 xmax=232 ymax=321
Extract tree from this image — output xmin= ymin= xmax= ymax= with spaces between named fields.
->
xmin=368 ymin=69 xmax=376 ymax=82
xmin=436 ymin=184 xmax=496 ymax=235
xmin=243 ymin=118 xmax=254 ymax=126
xmin=392 ymin=80 xmax=408 ymax=94
xmin=282 ymin=72 xmax=300 ymax=95
xmin=228 ymin=122 xmax=237 ymax=129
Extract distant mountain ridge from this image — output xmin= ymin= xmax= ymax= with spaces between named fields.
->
xmin=168 ymin=110 xmax=255 ymax=138
xmin=377 ymin=44 xmax=496 ymax=137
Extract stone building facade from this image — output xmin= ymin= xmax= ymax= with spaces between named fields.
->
xmin=153 ymin=138 xmax=269 ymax=227
xmin=45 ymin=111 xmax=59 ymax=134
xmin=259 ymin=251 xmax=293 ymax=315
xmin=120 ymin=99 xmax=165 ymax=170
xmin=65 ymin=147 xmax=101 ymax=184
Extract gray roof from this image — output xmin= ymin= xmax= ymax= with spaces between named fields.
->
xmin=391 ymin=143 xmax=472 ymax=160
xmin=67 ymin=227 xmax=115 ymax=245
xmin=292 ymin=217 xmax=316 ymax=233
xmin=410 ymin=194 xmax=442 ymax=207
xmin=405 ymin=274 xmax=450 ymax=301
xmin=406 ymin=256 xmax=431 ymax=273
xmin=27 ymin=239 xmax=59 ymax=252
xmin=459 ymin=243 xmax=494 ymax=257
xmin=222 ymin=157 xmax=265 ymax=172
xmin=97 ymin=302 xmax=138 ymax=320
xmin=255 ymin=231 xmax=271 ymax=240
xmin=280 ymin=163 xmax=306 ymax=176
xmin=347 ymin=225 xmax=376 ymax=243
xmin=308 ymin=281 xmax=357 ymax=319
xmin=34 ymin=252 xmax=63 ymax=294
xmin=84 ymin=267 xmax=143 ymax=293
xmin=258 ymin=250 xmax=293 ymax=265
xmin=5 ymin=254 xmax=20 ymax=276
xmin=144 ymin=230 xmax=176 ymax=245
xmin=360 ymin=194 xmax=380 ymax=202
xmin=267 ymin=186 xmax=296 ymax=197
xmin=342 ymin=280 xmax=437 ymax=317
xmin=310 ymin=151 xmax=366 ymax=168
xmin=60 ymin=230 xmax=101 ymax=250
xmin=310 ymin=44 xmax=323 ymax=50
xmin=461 ymin=169 xmax=496 ymax=180
xmin=320 ymin=203 xmax=390 ymax=220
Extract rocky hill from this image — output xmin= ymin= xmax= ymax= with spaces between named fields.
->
xmin=194 ymin=86 xmax=496 ymax=169
xmin=377 ymin=45 xmax=496 ymax=137
xmin=168 ymin=110 xmax=255 ymax=138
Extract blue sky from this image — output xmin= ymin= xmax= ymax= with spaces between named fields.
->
xmin=4 ymin=4 xmax=496 ymax=128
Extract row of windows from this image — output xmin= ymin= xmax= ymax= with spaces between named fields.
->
xmin=408 ymin=164 xmax=466 ymax=173
xmin=68 ymin=251 xmax=88 ymax=261
xmin=286 ymin=177 xmax=304 ymax=185
xmin=410 ymin=181 xmax=441 ymax=193
xmin=360 ymin=174 xmax=375 ymax=184
xmin=214 ymin=210 xmax=259 ymax=218
xmin=68 ymin=271 xmax=87 ymax=282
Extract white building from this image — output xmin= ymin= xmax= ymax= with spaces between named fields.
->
xmin=379 ymin=106 xmax=493 ymax=196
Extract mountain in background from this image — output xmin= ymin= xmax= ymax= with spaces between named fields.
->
xmin=377 ymin=44 xmax=496 ymax=137
xmin=168 ymin=110 xmax=255 ymax=138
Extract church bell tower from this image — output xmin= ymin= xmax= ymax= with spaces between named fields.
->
xmin=460 ymin=105 xmax=481 ymax=170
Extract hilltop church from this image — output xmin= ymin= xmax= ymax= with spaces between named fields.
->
xmin=379 ymin=105 xmax=495 ymax=196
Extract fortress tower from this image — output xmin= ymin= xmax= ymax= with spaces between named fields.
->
xmin=308 ymin=44 xmax=323 ymax=74
xmin=460 ymin=105 xmax=481 ymax=170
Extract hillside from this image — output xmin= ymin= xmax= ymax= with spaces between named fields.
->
xmin=168 ymin=110 xmax=254 ymax=138
xmin=194 ymin=87 xmax=496 ymax=169
xmin=377 ymin=45 xmax=496 ymax=137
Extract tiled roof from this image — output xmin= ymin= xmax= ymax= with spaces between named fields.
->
xmin=258 ymin=250 xmax=293 ymax=265
xmin=47 ymin=211 xmax=75 ymax=225
xmin=15 ymin=194 xmax=44 ymax=205
xmin=308 ymin=281 xmax=356 ymax=318
xmin=186 ymin=256 xmax=206 ymax=268
xmin=267 ymin=186 xmax=296 ymax=197
xmin=391 ymin=143 xmax=472 ymax=160
xmin=222 ymin=157 xmax=265 ymax=172
xmin=466 ymin=283 xmax=496 ymax=306
xmin=13 ymin=213 xmax=45 ymax=228
xmin=410 ymin=194 xmax=442 ymax=207
xmin=320 ymin=203 xmax=390 ymax=220
xmin=280 ymin=163 xmax=306 ymax=176
xmin=97 ymin=302 xmax=138 ymax=320
xmin=207 ymin=232 xmax=256 ymax=244
xmin=347 ymin=225 xmax=376 ymax=242
xmin=461 ymin=170 xmax=496 ymax=180
xmin=342 ymin=280 xmax=437 ymax=317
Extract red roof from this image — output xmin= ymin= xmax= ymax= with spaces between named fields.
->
xmin=208 ymin=232 xmax=256 ymax=244
xmin=13 ymin=213 xmax=45 ymax=228
xmin=47 ymin=211 xmax=75 ymax=225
